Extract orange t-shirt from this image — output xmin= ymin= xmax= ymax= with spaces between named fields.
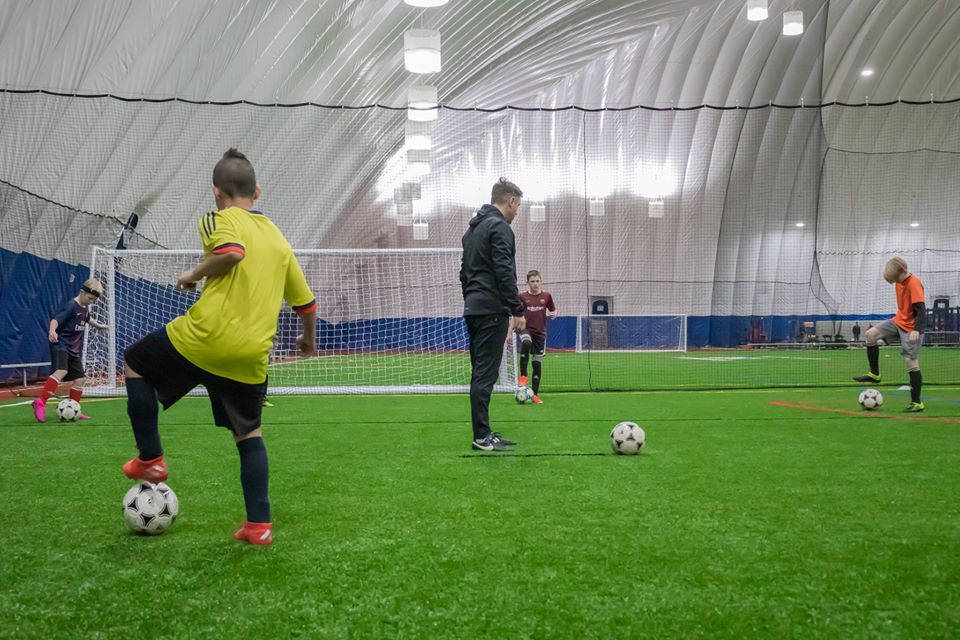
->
xmin=893 ymin=274 xmax=925 ymax=332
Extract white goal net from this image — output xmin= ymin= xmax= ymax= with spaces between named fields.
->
xmin=575 ymin=315 xmax=688 ymax=353
xmin=83 ymin=247 xmax=517 ymax=395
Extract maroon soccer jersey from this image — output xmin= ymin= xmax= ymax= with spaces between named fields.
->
xmin=520 ymin=290 xmax=555 ymax=335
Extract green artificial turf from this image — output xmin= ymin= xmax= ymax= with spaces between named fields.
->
xmin=267 ymin=345 xmax=960 ymax=391
xmin=1 ymin=387 xmax=959 ymax=638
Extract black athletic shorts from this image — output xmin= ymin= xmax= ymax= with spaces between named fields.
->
xmin=124 ymin=328 xmax=267 ymax=436
xmin=521 ymin=331 xmax=546 ymax=357
xmin=51 ymin=347 xmax=85 ymax=382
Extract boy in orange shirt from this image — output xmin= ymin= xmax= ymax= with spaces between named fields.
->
xmin=854 ymin=257 xmax=926 ymax=412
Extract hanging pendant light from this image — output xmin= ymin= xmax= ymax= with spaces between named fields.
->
xmin=404 ymin=29 xmax=441 ymax=73
xmin=746 ymin=0 xmax=768 ymax=21
xmin=589 ymin=198 xmax=605 ymax=217
xmin=783 ymin=10 xmax=803 ymax=35
xmin=529 ymin=203 xmax=546 ymax=222
xmin=407 ymin=85 xmax=439 ymax=122
xmin=405 ymin=120 xmax=432 ymax=150
xmin=406 ymin=149 xmax=430 ymax=178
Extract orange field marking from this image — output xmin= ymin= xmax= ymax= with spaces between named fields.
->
xmin=769 ymin=401 xmax=960 ymax=424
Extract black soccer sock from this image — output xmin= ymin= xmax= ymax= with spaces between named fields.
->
xmin=519 ymin=338 xmax=531 ymax=377
xmin=867 ymin=345 xmax=880 ymax=376
xmin=532 ymin=360 xmax=542 ymax=395
xmin=237 ymin=437 xmax=270 ymax=523
xmin=909 ymin=370 xmax=922 ymax=403
xmin=126 ymin=377 xmax=162 ymax=460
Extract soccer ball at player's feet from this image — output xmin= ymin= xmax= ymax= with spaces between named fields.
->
xmin=515 ymin=386 xmax=534 ymax=404
xmin=123 ymin=481 xmax=177 ymax=535
xmin=57 ymin=399 xmax=81 ymax=421
xmin=858 ymin=388 xmax=883 ymax=410
xmin=610 ymin=422 xmax=645 ymax=455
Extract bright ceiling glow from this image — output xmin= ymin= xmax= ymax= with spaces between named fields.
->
xmin=404 ymin=0 xmax=449 ymax=6
xmin=861 ymin=68 xmax=874 ymax=77
xmin=910 ymin=222 xmax=920 ymax=227
xmin=795 ymin=222 xmax=805 ymax=228
xmin=635 ymin=162 xmax=677 ymax=199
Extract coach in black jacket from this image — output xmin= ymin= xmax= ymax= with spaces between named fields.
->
xmin=460 ymin=178 xmax=526 ymax=452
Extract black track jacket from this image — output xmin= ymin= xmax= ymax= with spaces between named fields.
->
xmin=460 ymin=204 xmax=525 ymax=317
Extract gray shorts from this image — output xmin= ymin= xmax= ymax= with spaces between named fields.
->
xmin=873 ymin=319 xmax=922 ymax=359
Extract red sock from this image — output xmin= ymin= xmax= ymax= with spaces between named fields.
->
xmin=40 ymin=377 xmax=59 ymax=402
xmin=69 ymin=387 xmax=83 ymax=402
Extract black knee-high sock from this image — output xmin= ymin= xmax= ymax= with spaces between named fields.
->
xmin=867 ymin=345 xmax=880 ymax=376
xmin=532 ymin=360 xmax=542 ymax=395
xmin=909 ymin=370 xmax=922 ymax=403
xmin=237 ymin=437 xmax=270 ymax=523
xmin=519 ymin=338 xmax=531 ymax=377
xmin=126 ymin=377 xmax=162 ymax=460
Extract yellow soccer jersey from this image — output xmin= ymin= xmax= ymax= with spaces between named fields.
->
xmin=166 ymin=206 xmax=316 ymax=383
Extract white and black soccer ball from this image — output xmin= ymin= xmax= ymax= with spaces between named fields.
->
xmin=154 ymin=482 xmax=180 ymax=525
xmin=858 ymin=388 xmax=884 ymax=410
xmin=123 ymin=481 xmax=175 ymax=535
xmin=57 ymin=399 xmax=81 ymax=421
xmin=515 ymin=386 xmax=534 ymax=404
xmin=610 ymin=421 xmax=646 ymax=455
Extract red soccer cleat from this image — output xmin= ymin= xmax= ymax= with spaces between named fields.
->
xmin=122 ymin=455 xmax=168 ymax=482
xmin=518 ymin=375 xmax=528 ymax=386
xmin=532 ymin=395 xmax=543 ymax=404
xmin=234 ymin=521 xmax=273 ymax=546
xmin=77 ymin=414 xmax=91 ymax=421
xmin=32 ymin=398 xmax=46 ymax=423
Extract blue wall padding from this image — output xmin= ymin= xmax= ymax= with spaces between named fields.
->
xmin=0 ymin=248 xmax=89 ymax=381
xmin=0 ymin=248 xmax=900 ymax=382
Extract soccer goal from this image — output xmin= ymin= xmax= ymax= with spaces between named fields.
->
xmin=83 ymin=247 xmax=517 ymax=395
xmin=575 ymin=314 xmax=688 ymax=353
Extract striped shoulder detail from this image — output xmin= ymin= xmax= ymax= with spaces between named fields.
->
xmin=200 ymin=211 xmax=219 ymax=238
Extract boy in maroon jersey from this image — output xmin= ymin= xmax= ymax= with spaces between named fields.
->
xmin=517 ymin=270 xmax=557 ymax=404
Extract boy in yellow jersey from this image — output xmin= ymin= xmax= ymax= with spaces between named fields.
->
xmin=121 ymin=149 xmax=317 ymax=545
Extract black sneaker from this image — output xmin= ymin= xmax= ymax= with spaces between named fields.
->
xmin=491 ymin=432 xmax=516 ymax=446
xmin=472 ymin=435 xmax=509 ymax=451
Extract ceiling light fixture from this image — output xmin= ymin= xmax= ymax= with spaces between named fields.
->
xmin=746 ymin=0 xmax=768 ymax=21
xmin=783 ymin=10 xmax=803 ymax=36
xmin=404 ymin=29 xmax=441 ymax=74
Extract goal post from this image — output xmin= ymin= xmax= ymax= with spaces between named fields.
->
xmin=575 ymin=314 xmax=688 ymax=353
xmin=83 ymin=247 xmax=518 ymax=395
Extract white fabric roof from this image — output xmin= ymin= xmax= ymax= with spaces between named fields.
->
xmin=1 ymin=0 xmax=957 ymax=107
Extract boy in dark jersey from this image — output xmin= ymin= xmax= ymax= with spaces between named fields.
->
xmin=517 ymin=270 xmax=556 ymax=404
xmin=32 ymin=279 xmax=107 ymax=422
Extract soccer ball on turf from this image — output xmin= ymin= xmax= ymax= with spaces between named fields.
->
xmin=858 ymin=388 xmax=884 ymax=410
xmin=515 ymin=386 xmax=534 ymax=404
xmin=123 ymin=481 xmax=176 ymax=534
xmin=610 ymin=421 xmax=646 ymax=455
xmin=57 ymin=399 xmax=81 ymax=421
